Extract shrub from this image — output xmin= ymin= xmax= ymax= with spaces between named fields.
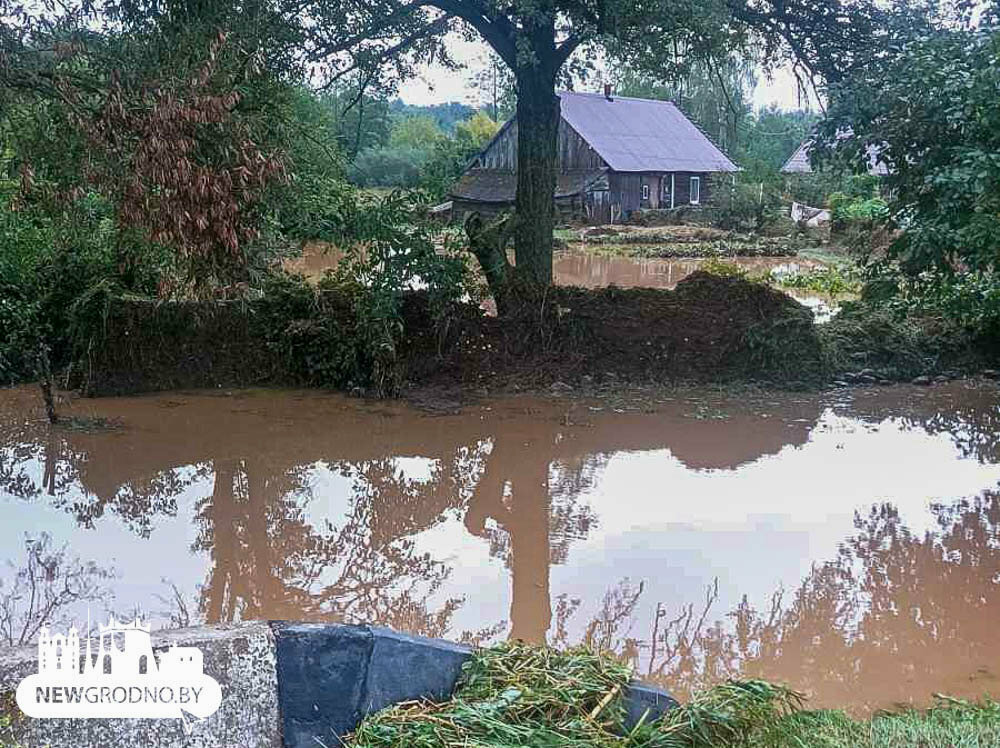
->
xmin=0 ymin=189 xmax=158 ymax=383
xmin=828 ymin=192 xmax=889 ymax=224
xmin=255 ymin=190 xmax=471 ymax=396
xmin=869 ymin=270 xmax=1000 ymax=355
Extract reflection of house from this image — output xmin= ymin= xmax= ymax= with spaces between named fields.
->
xmin=450 ymin=88 xmax=739 ymax=224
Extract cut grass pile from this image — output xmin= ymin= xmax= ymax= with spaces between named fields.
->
xmin=348 ymin=642 xmax=1000 ymax=747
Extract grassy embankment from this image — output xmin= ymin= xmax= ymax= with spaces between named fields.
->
xmin=348 ymin=642 xmax=1000 ymax=748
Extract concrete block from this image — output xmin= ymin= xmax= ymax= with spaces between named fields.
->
xmin=623 ymin=681 xmax=680 ymax=729
xmin=364 ymin=627 xmax=472 ymax=713
xmin=272 ymin=622 xmax=374 ymax=748
xmin=271 ymin=622 xmax=677 ymax=744
xmin=0 ymin=622 xmax=280 ymax=748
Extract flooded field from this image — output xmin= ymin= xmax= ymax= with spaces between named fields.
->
xmin=284 ymin=244 xmax=837 ymax=320
xmin=3 ymin=381 xmax=1000 ymax=713
xmin=553 ymin=250 xmax=837 ymax=319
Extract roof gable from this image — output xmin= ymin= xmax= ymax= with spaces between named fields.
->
xmin=781 ymin=136 xmax=890 ymax=176
xmin=557 ymin=91 xmax=739 ymax=173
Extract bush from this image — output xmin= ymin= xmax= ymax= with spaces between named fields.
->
xmin=828 ymin=192 xmax=888 ymax=225
xmin=255 ymin=190 xmax=471 ymax=396
xmin=868 ymin=270 xmax=1000 ymax=355
xmin=271 ymin=173 xmax=358 ymax=243
xmin=819 ymin=300 xmax=985 ymax=378
xmin=0 ymin=189 xmax=161 ymax=383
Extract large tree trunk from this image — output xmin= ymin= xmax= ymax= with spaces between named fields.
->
xmin=510 ymin=68 xmax=560 ymax=296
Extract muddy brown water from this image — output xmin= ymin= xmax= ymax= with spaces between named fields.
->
xmin=284 ymin=245 xmax=837 ymax=320
xmin=553 ymin=250 xmax=837 ymax=320
xmin=3 ymin=381 xmax=1000 ymax=713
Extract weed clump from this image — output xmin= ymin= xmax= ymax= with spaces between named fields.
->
xmin=818 ymin=301 xmax=985 ymax=379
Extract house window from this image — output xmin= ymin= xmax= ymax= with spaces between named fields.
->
xmin=689 ymin=176 xmax=701 ymax=205
xmin=641 ymin=184 xmax=650 ymax=201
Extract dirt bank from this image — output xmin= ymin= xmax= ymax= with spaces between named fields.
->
xmin=402 ymin=271 xmax=820 ymax=391
xmin=74 ymin=272 xmax=823 ymax=397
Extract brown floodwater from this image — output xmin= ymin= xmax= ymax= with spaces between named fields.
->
xmin=284 ymin=245 xmax=837 ymax=320
xmin=553 ymin=250 xmax=837 ymax=320
xmin=3 ymin=381 xmax=1000 ymax=713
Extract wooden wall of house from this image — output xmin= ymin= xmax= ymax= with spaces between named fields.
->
xmin=556 ymin=121 xmax=606 ymax=171
xmin=671 ymin=172 xmax=710 ymax=207
xmin=475 ymin=120 xmax=607 ymax=172
xmin=605 ymin=171 xmax=712 ymax=213
xmin=477 ymin=122 xmax=519 ymax=170
xmin=608 ymin=173 xmax=643 ymax=213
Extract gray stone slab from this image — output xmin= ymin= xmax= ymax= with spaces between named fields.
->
xmin=364 ymin=626 xmax=472 ymax=714
xmin=624 ymin=681 xmax=680 ymax=729
xmin=272 ymin=622 xmax=374 ymax=748
xmin=0 ymin=622 xmax=280 ymax=748
xmin=2 ymin=620 xmax=679 ymax=747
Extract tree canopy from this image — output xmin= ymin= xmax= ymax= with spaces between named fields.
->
xmin=821 ymin=23 xmax=1000 ymax=279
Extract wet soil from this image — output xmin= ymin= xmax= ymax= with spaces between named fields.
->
xmin=78 ymin=270 xmax=823 ymax=397
xmin=3 ymin=380 xmax=1000 ymax=714
xmin=399 ymin=271 xmax=821 ymax=392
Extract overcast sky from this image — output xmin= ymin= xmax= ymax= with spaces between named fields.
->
xmin=396 ymin=36 xmax=822 ymax=113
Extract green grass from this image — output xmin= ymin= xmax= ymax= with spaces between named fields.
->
xmin=775 ymin=266 xmax=861 ymax=297
xmin=760 ymin=699 xmax=1000 ymax=747
xmin=347 ymin=643 xmax=1000 ymax=747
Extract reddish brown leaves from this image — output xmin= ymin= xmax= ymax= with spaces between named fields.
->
xmin=79 ymin=32 xmax=287 ymax=291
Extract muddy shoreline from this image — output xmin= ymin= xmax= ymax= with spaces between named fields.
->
xmin=67 ymin=270 xmax=996 ymax=400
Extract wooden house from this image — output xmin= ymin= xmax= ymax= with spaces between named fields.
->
xmin=449 ymin=88 xmax=739 ymax=224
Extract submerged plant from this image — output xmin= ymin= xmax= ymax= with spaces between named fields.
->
xmin=775 ymin=266 xmax=861 ymax=297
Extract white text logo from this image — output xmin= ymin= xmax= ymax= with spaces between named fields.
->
xmin=15 ymin=616 xmax=222 ymax=722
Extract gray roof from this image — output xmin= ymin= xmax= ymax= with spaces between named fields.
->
xmin=451 ymin=168 xmax=607 ymax=203
xmin=557 ymin=91 xmax=739 ymax=173
xmin=781 ymin=137 xmax=889 ymax=176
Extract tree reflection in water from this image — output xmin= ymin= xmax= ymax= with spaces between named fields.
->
xmin=573 ymin=492 xmax=1000 ymax=710
xmin=3 ymin=383 xmax=1000 ymax=710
